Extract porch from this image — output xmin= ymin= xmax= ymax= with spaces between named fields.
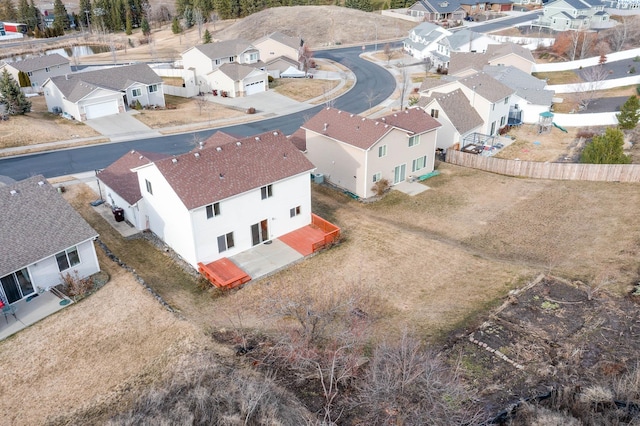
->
xmin=198 ymin=214 xmax=340 ymax=289
xmin=0 ymin=290 xmax=73 ymax=341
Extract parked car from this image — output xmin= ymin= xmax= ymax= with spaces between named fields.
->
xmin=464 ymin=16 xmax=474 ymax=21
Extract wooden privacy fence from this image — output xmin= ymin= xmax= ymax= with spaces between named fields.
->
xmin=445 ymin=149 xmax=640 ymax=182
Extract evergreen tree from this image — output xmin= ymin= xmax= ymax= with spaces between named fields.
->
xmin=17 ymin=70 xmax=30 ymax=87
xmin=52 ymin=0 xmax=70 ymax=31
xmin=140 ymin=16 xmax=149 ymax=35
xmin=580 ymin=127 xmax=631 ymax=164
xmin=202 ymin=28 xmax=211 ymax=43
xmin=183 ymin=5 xmax=193 ymax=27
xmin=79 ymin=0 xmax=91 ymax=26
xmin=29 ymin=0 xmax=41 ymax=30
xmin=17 ymin=0 xmax=30 ymax=25
xmin=617 ymin=95 xmax=640 ymax=130
xmin=0 ymin=69 xmax=31 ymax=115
xmin=0 ymin=0 xmax=18 ymax=22
xmin=213 ymin=0 xmax=230 ymax=19
xmin=125 ymin=7 xmax=132 ymax=34
xmin=171 ymin=15 xmax=181 ymax=33
xmin=175 ymin=0 xmax=192 ymax=16
xmin=110 ymin=0 xmax=123 ymax=31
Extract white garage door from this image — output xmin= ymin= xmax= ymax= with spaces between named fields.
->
xmin=85 ymin=100 xmax=119 ymax=119
xmin=245 ymin=80 xmax=265 ymax=96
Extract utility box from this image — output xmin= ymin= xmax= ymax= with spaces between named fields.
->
xmin=113 ymin=208 xmax=125 ymax=222
xmin=314 ymin=173 xmax=324 ymax=184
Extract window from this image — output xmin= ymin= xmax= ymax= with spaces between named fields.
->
xmin=504 ymin=96 xmax=509 ymax=105
xmin=229 ymin=56 xmax=236 ymax=62
xmin=492 ymin=103 xmax=495 ymax=111
xmin=490 ymin=121 xmax=496 ymax=135
xmin=249 ymin=53 xmax=258 ymax=61
xmin=217 ymin=232 xmax=235 ymax=253
xmin=408 ymin=135 xmax=420 ymax=147
xmin=132 ymin=88 xmax=141 ymax=97
xmin=372 ymin=172 xmax=381 ymax=183
xmin=215 ymin=59 xmax=221 ymax=65
xmin=261 ymin=184 xmax=273 ymax=199
xmin=206 ymin=202 xmax=220 ymax=219
xmin=378 ymin=145 xmax=387 ymax=158
xmin=45 ymin=67 xmax=50 ymax=72
xmin=56 ymin=246 xmax=80 ymax=271
xmin=27 ymin=71 xmax=33 ymax=76
xmin=500 ymin=116 xmax=506 ymax=127
xmin=430 ymin=109 xmax=439 ymax=118
xmin=412 ymin=156 xmax=427 ymax=172
xmin=290 ymin=206 xmax=301 ymax=217
xmin=145 ymin=179 xmax=153 ymax=195
xmin=148 ymin=84 xmax=158 ymax=93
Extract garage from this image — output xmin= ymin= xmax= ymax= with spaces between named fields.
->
xmin=245 ymin=80 xmax=265 ymax=96
xmin=84 ymin=100 xmax=119 ymax=120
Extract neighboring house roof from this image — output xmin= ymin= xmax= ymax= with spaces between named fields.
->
xmin=265 ymin=55 xmax=300 ymax=68
xmin=303 ymin=107 xmax=440 ymax=151
xmin=0 ymin=175 xmax=98 ymax=278
xmin=3 ymin=53 xmax=69 ymax=72
xmin=424 ymin=89 xmax=484 ymax=134
xmin=98 ymin=150 xmax=169 ymax=205
xmin=413 ymin=0 xmax=465 ymax=13
xmin=153 ymin=130 xmax=315 ymax=210
xmin=377 ymin=108 xmax=441 ymax=135
xmin=448 ymin=51 xmax=490 ymax=75
xmin=212 ymin=63 xmax=259 ymax=80
xmin=190 ymin=131 xmax=239 ymax=151
xmin=483 ymin=65 xmax=554 ymax=105
xmin=560 ymin=0 xmax=591 ymax=8
xmin=288 ymin=128 xmax=307 ymax=151
xmin=441 ymin=29 xmax=487 ymax=50
xmin=457 ymin=71 xmax=514 ymax=102
xmin=46 ymin=63 xmax=162 ymax=102
xmin=420 ymin=76 xmax=451 ymax=92
xmin=188 ymin=39 xmax=255 ymax=59
xmin=254 ymin=31 xmax=301 ymax=51
xmin=485 ymin=42 xmax=535 ymax=64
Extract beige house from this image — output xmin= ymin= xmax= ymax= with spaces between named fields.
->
xmin=449 ymin=42 xmax=536 ymax=76
xmin=253 ymin=31 xmax=302 ymax=66
xmin=0 ymin=53 xmax=70 ymax=93
xmin=301 ymin=107 xmax=441 ymax=199
xmin=207 ymin=63 xmax=268 ymax=97
xmin=181 ymin=39 xmax=267 ymax=95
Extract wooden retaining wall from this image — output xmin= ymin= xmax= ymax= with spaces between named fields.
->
xmin=445 ymin=149 xmax=640 ymax=182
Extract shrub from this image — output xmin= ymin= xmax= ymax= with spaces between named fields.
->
xmin=60 ymin=270 xmax=93 ymax=300
xmin=630 ymin=66 xmax=636 ymax=74
xmin=246 ymin=107 xmax=256 ymax=114
xmin=576 ymin=128 xmax=596 ymax=139
xmin=267 ymin=75 xmax=274 ymax=83
xmin=371 ymin=178 xmax=391 ymax=197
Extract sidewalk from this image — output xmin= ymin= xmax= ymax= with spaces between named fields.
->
xmin=0 ymin=64 xmax=356 ymax=158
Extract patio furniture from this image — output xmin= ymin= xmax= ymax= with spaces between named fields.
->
xmin=2 ymin=305 xmax=18 ymax=324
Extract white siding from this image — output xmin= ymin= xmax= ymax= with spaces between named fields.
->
xmin=28 ymin=239 xmax=100 ymax=291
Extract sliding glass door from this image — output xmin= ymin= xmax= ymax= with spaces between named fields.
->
xmin=0 ymin=268 xmax=35 ymax=304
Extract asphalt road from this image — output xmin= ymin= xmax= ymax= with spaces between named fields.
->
xmin=467 ymin=11 xmax=542 ymax=33
xmin=0 ymin=45 xmax=397 ymax=181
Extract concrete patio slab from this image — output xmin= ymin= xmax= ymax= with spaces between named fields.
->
xmin=0 ymin=291 xmax=72 ymax=341
xmin=229 ymin=239 xmax=303 ymax=281
xmin=393 ymin=180 xmax=431 ymax=196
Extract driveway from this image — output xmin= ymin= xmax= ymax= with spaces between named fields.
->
xmin=84 ymin=111 xmax=161 ymax=139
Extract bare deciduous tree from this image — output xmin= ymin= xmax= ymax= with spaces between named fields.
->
xmin=608 ymin=16 xmax=630 ymax=52
xmin=574 ymin=65 xmax=608 ymax=110
xmin=383 ymin=43 xmax=394 ymax=64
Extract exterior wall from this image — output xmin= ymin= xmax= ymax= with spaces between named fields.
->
xmin=238 ymin=48 xmax=260 ymax=65
xmin=135 ymin=165 xmax=197 ymax=265
xmin=100 ymin=182 xmax=147 ymax=230
xmin=1 ymin=62 xmax=71 ymax=90
xmin=190 ymin=172 xmax=313 ymax=265
xmin=241 ymin=70 xmax=269 ymax=95
xmin=458 ymin=86 xmax=510 ymax=135
xmin=206 ymin=71 xmax=236 ymax=97
xmin=27 ymin=239 xmax=100 ymax=292
xmin=255 ymin=39 xmax=299 ymax=63
xmin=43 ymin=80 xmax=65 ymax=113
xmin=153 ymin=67 xmax=200 ymax=97
xmin=306 ymin=132 xmax=365 ymax=196
xmin=182 ymin=49 xmax=213 ymax=80
xmin=512 ymin=95 xmax=550 ymax=123
xmin=426 ymin=103 xmax=461 ymax=149
xmin=77 ymin=89 xmax=124 ymax=121
xmin=488 ymin=54 xmax=534 ymax=74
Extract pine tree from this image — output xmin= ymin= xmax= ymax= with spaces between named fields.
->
xmin=1 ymin=0 xmax=19 ymax=21
xmin=17 ymin=0 xmax=31 ymax=26
xmin=580 ymin=127 xmax=631 ymax=164
xmin=183 ymin=6 xmax=193 ymax=27
xmin=125 ymin=8 xmax=132 ymax=34
xmin=0 ymin=69 xmax=32 ymax=115
xmin=17 ymin=70 xmax=31 ymax=87
xmin=214 ymin=0 xmax=231 ymax=19
xmin=52 ymin=0 xmax=70 ymax=31
xmin=171 ymin=16 xmax=181 ymax=33
xmin=29 ymin=0 xmax=41 ymax=31
xmin=617 ymin=96 xmax=640 ymax=130
xmin=79 ymin=0 xmax=90 ymax=26
xmin=202 ymin=28 xmax=211 ymax=43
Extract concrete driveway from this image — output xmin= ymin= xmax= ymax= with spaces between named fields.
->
xmin=85 ymin=111 xmax=160 ymax=140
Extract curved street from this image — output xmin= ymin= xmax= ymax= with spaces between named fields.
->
xmin=0 ymin=45 xmax=397 ymax=180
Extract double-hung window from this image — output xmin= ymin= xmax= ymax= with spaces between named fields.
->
xmin=290 ymin=206 xmax=301 ymax=217
xmin=408 ymin=135 xmax=420 ymax=147
xmin=261 ymin=184 xmax=273 ymax=199
xmin=148 ymin=84 xmax=158 ymax=93
xmin=132 ymin=88 xmax=142 ymax=97
xmin=206 ymin=202 xmax=220 ymax=219
xmin=217 ymin=232 xmax=234 ymax=252
xmin=378 ymin=145 xmax=387 ymax=158
xmin=412 ymin=156 xmax=427 ymax=172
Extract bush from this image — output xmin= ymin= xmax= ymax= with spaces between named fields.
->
xmin=576 ymin=128 xmax=596 ymax=139
xmin=371 ymin=178 xmax=391 ymax=197
xmin=268 ymin=75 xmax=274 ymax=83
xmin=246 ymin=107 xmax=256 ymax=114
xmin=60 ymin=270 xmax=93 ymax=300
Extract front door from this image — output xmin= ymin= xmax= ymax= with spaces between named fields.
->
xmin=0 ymin=268 xmax=35 ymax=304
xmin=251 ymin=219 xmax=269 ymax=246
xmin=394 ymin=164 xmax=406 ymax=184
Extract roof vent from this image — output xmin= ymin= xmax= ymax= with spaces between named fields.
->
xmin=130 ymin=150 xmax=135 ymax=154
xmin=381 ymin=117 xmax=386 ymax=121
xmin=255 ymin=136 xmax=260 ymax=141
xmin=338 ymin=110 xmax=342 ymax=113
xmin=362 ymin=117 xmax=366 ymax=121
xmin=38 ymin=180 xmax=44 ymax=186
xmin=216 ymin=146 xmax=222 ymax=151
xmin=273 ymin=131 xmax=278 ymax=136
xmin=350 ymin=114 xmax=354 ymax=117
xmin=236 ymin=141 xmax=242 ymax=147
xmin=283 ymin=153 xmax=287 ymax=158
xmin=139 ymin=155 xmax=143 ymax=159
xmin=199 ymin=141 xmax=204 ymax=149
xmin=323 ymin=123 xmax=328 ymax=131
xmin=172 ymin=158 xmax=178 ymax=164
xmin=10 ymin=189 xmax=17 ymax=195
xmin=194 ymin=152 xmax=200 ymax=158
xmin=219 ymin=173 xmax=224 ymax=179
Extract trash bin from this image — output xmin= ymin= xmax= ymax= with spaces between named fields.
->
xmin=113 ymin=208 xmax=125 ymax=222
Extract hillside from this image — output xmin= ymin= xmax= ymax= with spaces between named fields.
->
xmin=213 ymin=6 xmax=415 ymax=47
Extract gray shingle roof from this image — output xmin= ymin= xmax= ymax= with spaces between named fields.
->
xmin=457 ymin=71 xmax=514 ymax=102
xmin=48 ymin=63 xmax=162 ymax=102
xmin=482 ymin=65 xmax=554 ymax=105
xmin=562 ymin=0 xmax=591 ymax=9
xmin=213 ymin=63 xmax=256 ymax=80
xmin=413 ymin=0 xmax=464 ymax=13
xmin=98 ymin=150 xmax=169 ymax=205
xmin=191 ymin=39 xmax=256 ymax=60
xmin=441 ymin=29 xmax=486 ymax=50
xmin=3 ymin=53 xmax=69 ymax=72
xmin=485 ymin=43 xmax=535 ymax=64
xmin=154 ymin=130 xmax=315 ymax=210
xmin=254 ymin=31 xmax=301 ymax=50
xmin=0 ymin=176 xmax=98 ymax=277
xmin=424 ymin=89 xmax=483 ymax=134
